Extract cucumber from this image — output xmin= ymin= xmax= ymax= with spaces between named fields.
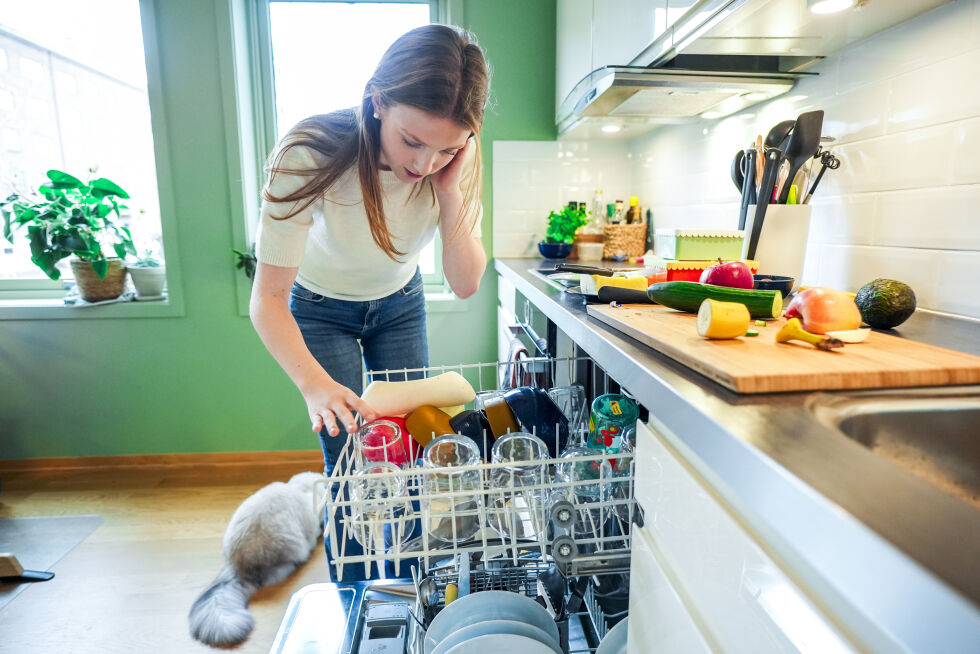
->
xmin=647 ymin=281 xmax=782 ymax=319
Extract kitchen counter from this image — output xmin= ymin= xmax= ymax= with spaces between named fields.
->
xmin=495 ymin=257 xmax=980 ymax=649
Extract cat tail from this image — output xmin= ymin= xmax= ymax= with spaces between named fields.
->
xmin=188 ymin=562 xmax=259 ymax=646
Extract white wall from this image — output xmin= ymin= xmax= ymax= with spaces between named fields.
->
xmin=492 ymin=140 xmax=632 ymax=257
xmin=631 ymin=0 xmax=980 ymax=319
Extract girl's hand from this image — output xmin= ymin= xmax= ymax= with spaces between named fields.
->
xmin=303 ymin=381 xmax=379 ymax=436
xmin=431 ymin=136 xmax=474 ymax=199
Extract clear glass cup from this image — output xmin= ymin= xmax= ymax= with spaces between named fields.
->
xmin=547 ymin=384 xmax=588 ymax=444
xmin=488 ymin=431 xmax=551 ymax=540
xmin=474 ymin=389 xmax=507 ymax=412
xmin=348 ymin=461 xmax=416 ymax=553
xmin=421 ymin=434 xmax=483 ymax=544
xmin=354 ymin=419 xmax=409 ymax=468
xmin=555 ymin=445 xmax=612 ymax=541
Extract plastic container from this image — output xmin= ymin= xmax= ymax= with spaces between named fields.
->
xmin=576 ymin=241 xmax=605 ymax=262
xmin=663 ymin=258 xmax=759 ymax=282
xmin=655 ymin=229 xmax=745 ymax=260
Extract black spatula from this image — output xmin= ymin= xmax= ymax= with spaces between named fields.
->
xmin=777 ymin=110 xmax=824 ymax=204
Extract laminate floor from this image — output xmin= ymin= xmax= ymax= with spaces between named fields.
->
xmin=0 ymin=453 xmax=331 ymax=654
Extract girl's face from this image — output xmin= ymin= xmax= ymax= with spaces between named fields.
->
xmin=374 ymin=103 xmax=471 ymax=183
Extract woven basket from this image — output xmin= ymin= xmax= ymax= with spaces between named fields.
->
xmin=603 ymin=223 xmax=648 ymax=259
xmin=70 ymin=258 xmax=126 ymax=302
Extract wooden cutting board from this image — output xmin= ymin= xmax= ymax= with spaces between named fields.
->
xmin=587 ymin=304 xmax=980 ymax=394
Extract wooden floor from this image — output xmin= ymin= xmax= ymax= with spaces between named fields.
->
xmin=0 ymin=452 xmax=331 ymax=654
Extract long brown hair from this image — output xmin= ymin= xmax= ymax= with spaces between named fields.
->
xmin=263 ymin=24 xmax=490 ymax=261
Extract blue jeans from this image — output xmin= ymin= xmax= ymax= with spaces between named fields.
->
xmin=290 ymin=269 xmax=427 ymax=581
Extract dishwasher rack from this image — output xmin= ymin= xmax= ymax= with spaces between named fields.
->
xmin=321 ymin=357 xmax=640 ymax=582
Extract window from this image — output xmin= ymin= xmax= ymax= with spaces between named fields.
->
xmin=265 ymin=0 xmax=447 ymax=291
xmin=0 ymin=0 xmax=164 ymax=293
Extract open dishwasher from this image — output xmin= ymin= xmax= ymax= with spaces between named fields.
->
xmin=270 ymin=357 xmax=641 ymax=654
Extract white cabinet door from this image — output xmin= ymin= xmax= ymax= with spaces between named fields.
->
xmin=556 ymin=0 xmax=593 ymax=117
xmin=631 ymin=420 xmax=859 ymax=653
xmin=628 ymin=524 xmax=714 ymax=653
xmin=591 ymin=0 xmax=668 ymax=69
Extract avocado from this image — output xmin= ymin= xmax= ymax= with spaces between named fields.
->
xmin=855 ymin=279 xmax=916 ymax=329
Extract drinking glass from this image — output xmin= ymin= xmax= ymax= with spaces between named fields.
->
xmin=547 ymin=384 xmax=588 ymax=444
xmin=421 ymin=434 xmax=483 ymax=544
xmin=349 ymin=461 xmax=416 ymax=553
xmin=487 ymin=431 xmax=551 ymax=540
xmin=354 ymin=419 xmax=409 ymax=468
xmin=555 ymin=445 xmax=612 ymax=542
xmin=587 ymin=394 xmax=639 ymax=453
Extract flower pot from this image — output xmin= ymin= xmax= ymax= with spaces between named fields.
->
xmin=538 ymin=241 xmax=573 ymax=259
xmin=70 ymin=258 xmax=126 ymax=302
xmin=128 ymin=266 xmax=167 ymax=298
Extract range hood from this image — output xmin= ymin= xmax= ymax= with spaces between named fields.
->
xmin=559 ymin=0 xmax=952 ymax=139
xmin=557 ymin=64 xmax=801 ymax=139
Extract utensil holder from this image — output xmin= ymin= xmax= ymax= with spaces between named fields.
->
xmin=740 ymin=205 xmax=811 ymax=292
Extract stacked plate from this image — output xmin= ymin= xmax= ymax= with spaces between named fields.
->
xmin=424 ymin=591 xmax=561 ymax=654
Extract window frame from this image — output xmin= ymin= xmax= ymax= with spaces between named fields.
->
xmin=224 ymin=0 xmax=462 ymax=316
xmin=0 ymin=0 xmax=185 ymax=320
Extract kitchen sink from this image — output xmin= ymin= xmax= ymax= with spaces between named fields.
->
xmin=807 ymin=390 xmax=980 ymax=510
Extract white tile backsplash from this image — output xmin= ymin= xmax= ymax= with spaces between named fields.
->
xmin=935 ymin=251 xmax=980 ymax=317
xmin=493 ymin=139 xmax=632 ymax=256
xmin=492 ymin=0 xmax=980 ymax=318
xmin=627 ymin=0 xmax=980 ymax=319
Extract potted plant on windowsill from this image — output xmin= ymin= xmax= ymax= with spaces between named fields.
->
xmin=127 ymin=250 xmax=166 ymax=299
xmin=539 ymin=204 xmax=588 ymax=259
xmin=1 ymin=169 xmax=136 ymax=302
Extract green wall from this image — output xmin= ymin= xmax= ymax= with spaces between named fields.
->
xmin=0 ymin=0 xmax=556 ymax=460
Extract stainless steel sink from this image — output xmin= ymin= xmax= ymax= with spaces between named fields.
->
xmin=808 ymin=390 xmax=980 ymax=510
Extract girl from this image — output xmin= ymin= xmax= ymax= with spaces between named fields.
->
xmin=249 ymin=24 xmax=490 ymax=579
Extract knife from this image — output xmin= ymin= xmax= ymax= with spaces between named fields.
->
xmin=550 ymin=263 xmax=618 ymax=276
xmin=597 ymin=286 xmax=653 ymax=304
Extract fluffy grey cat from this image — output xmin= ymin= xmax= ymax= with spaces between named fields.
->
xmin=189 ymin=471 xmax=325 ymax=647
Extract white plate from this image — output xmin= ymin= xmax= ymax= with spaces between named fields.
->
xmin=595 ymin=618 xmax=629 ymax=654
xmin=432 ymin=619 xmax=560 ymax=654
xmin=423 ymin=591 xmax=559 ymax=654
xmin=443 ymin=633 xmax=556 ymax=654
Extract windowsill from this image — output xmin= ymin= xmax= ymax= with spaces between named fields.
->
xmin=0 ymin=296 xmax=185 ymax=320
xmin=425 ymin=291 xmax=468 ymax=313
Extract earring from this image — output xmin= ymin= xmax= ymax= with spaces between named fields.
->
xmin=373 ymin=111 xmax=380 ymax=120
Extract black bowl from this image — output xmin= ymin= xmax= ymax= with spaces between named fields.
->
xmin=502 ymin=387 xmax=569 ymax=456
xmin=538 ymin=241 xmax=573 ymax=259
xmin=449 ymin=410 xmax=494 ymax=458
xmin=753 ymin=274 xmax=794 ymax=298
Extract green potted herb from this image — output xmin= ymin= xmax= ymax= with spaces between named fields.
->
xmin=539 ymin=205 xmax=588 ymax=259
xmin=1 ymin=169 xmax=136 ymax=302
xmin=127 ymin=249 xmax=166 ymax=299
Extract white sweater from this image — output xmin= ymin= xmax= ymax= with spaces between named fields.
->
xmin=255 ymin=145 xmax=481 ymax=301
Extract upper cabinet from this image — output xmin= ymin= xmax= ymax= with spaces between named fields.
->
xmin=591 ymin=0 xmax=668 ymax=70
xmin=556 ymin=0 xmax=680 ymax=121
xmin=556 ymin=0 xmax=593 ymax=116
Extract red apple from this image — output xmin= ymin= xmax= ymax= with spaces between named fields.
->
xmin=699 ymin=258 xmax=754 ymax=289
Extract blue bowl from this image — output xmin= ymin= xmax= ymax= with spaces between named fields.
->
xmin=503 ymin=387 xmax=569 ymax=456
xmin=538 ymin=241 xmax=573 ymax=259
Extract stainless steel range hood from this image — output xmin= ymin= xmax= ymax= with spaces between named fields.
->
xmin=558 ymin=0 xmax=953 ymax=139
xmin=556 ymin=65 xmax=800 ymax=139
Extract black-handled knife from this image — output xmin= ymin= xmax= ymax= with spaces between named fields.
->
xmin=551 ymin=263 xmax=617 ymax=276
xmin=597 ymin=286 xmax=653 ymax=304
